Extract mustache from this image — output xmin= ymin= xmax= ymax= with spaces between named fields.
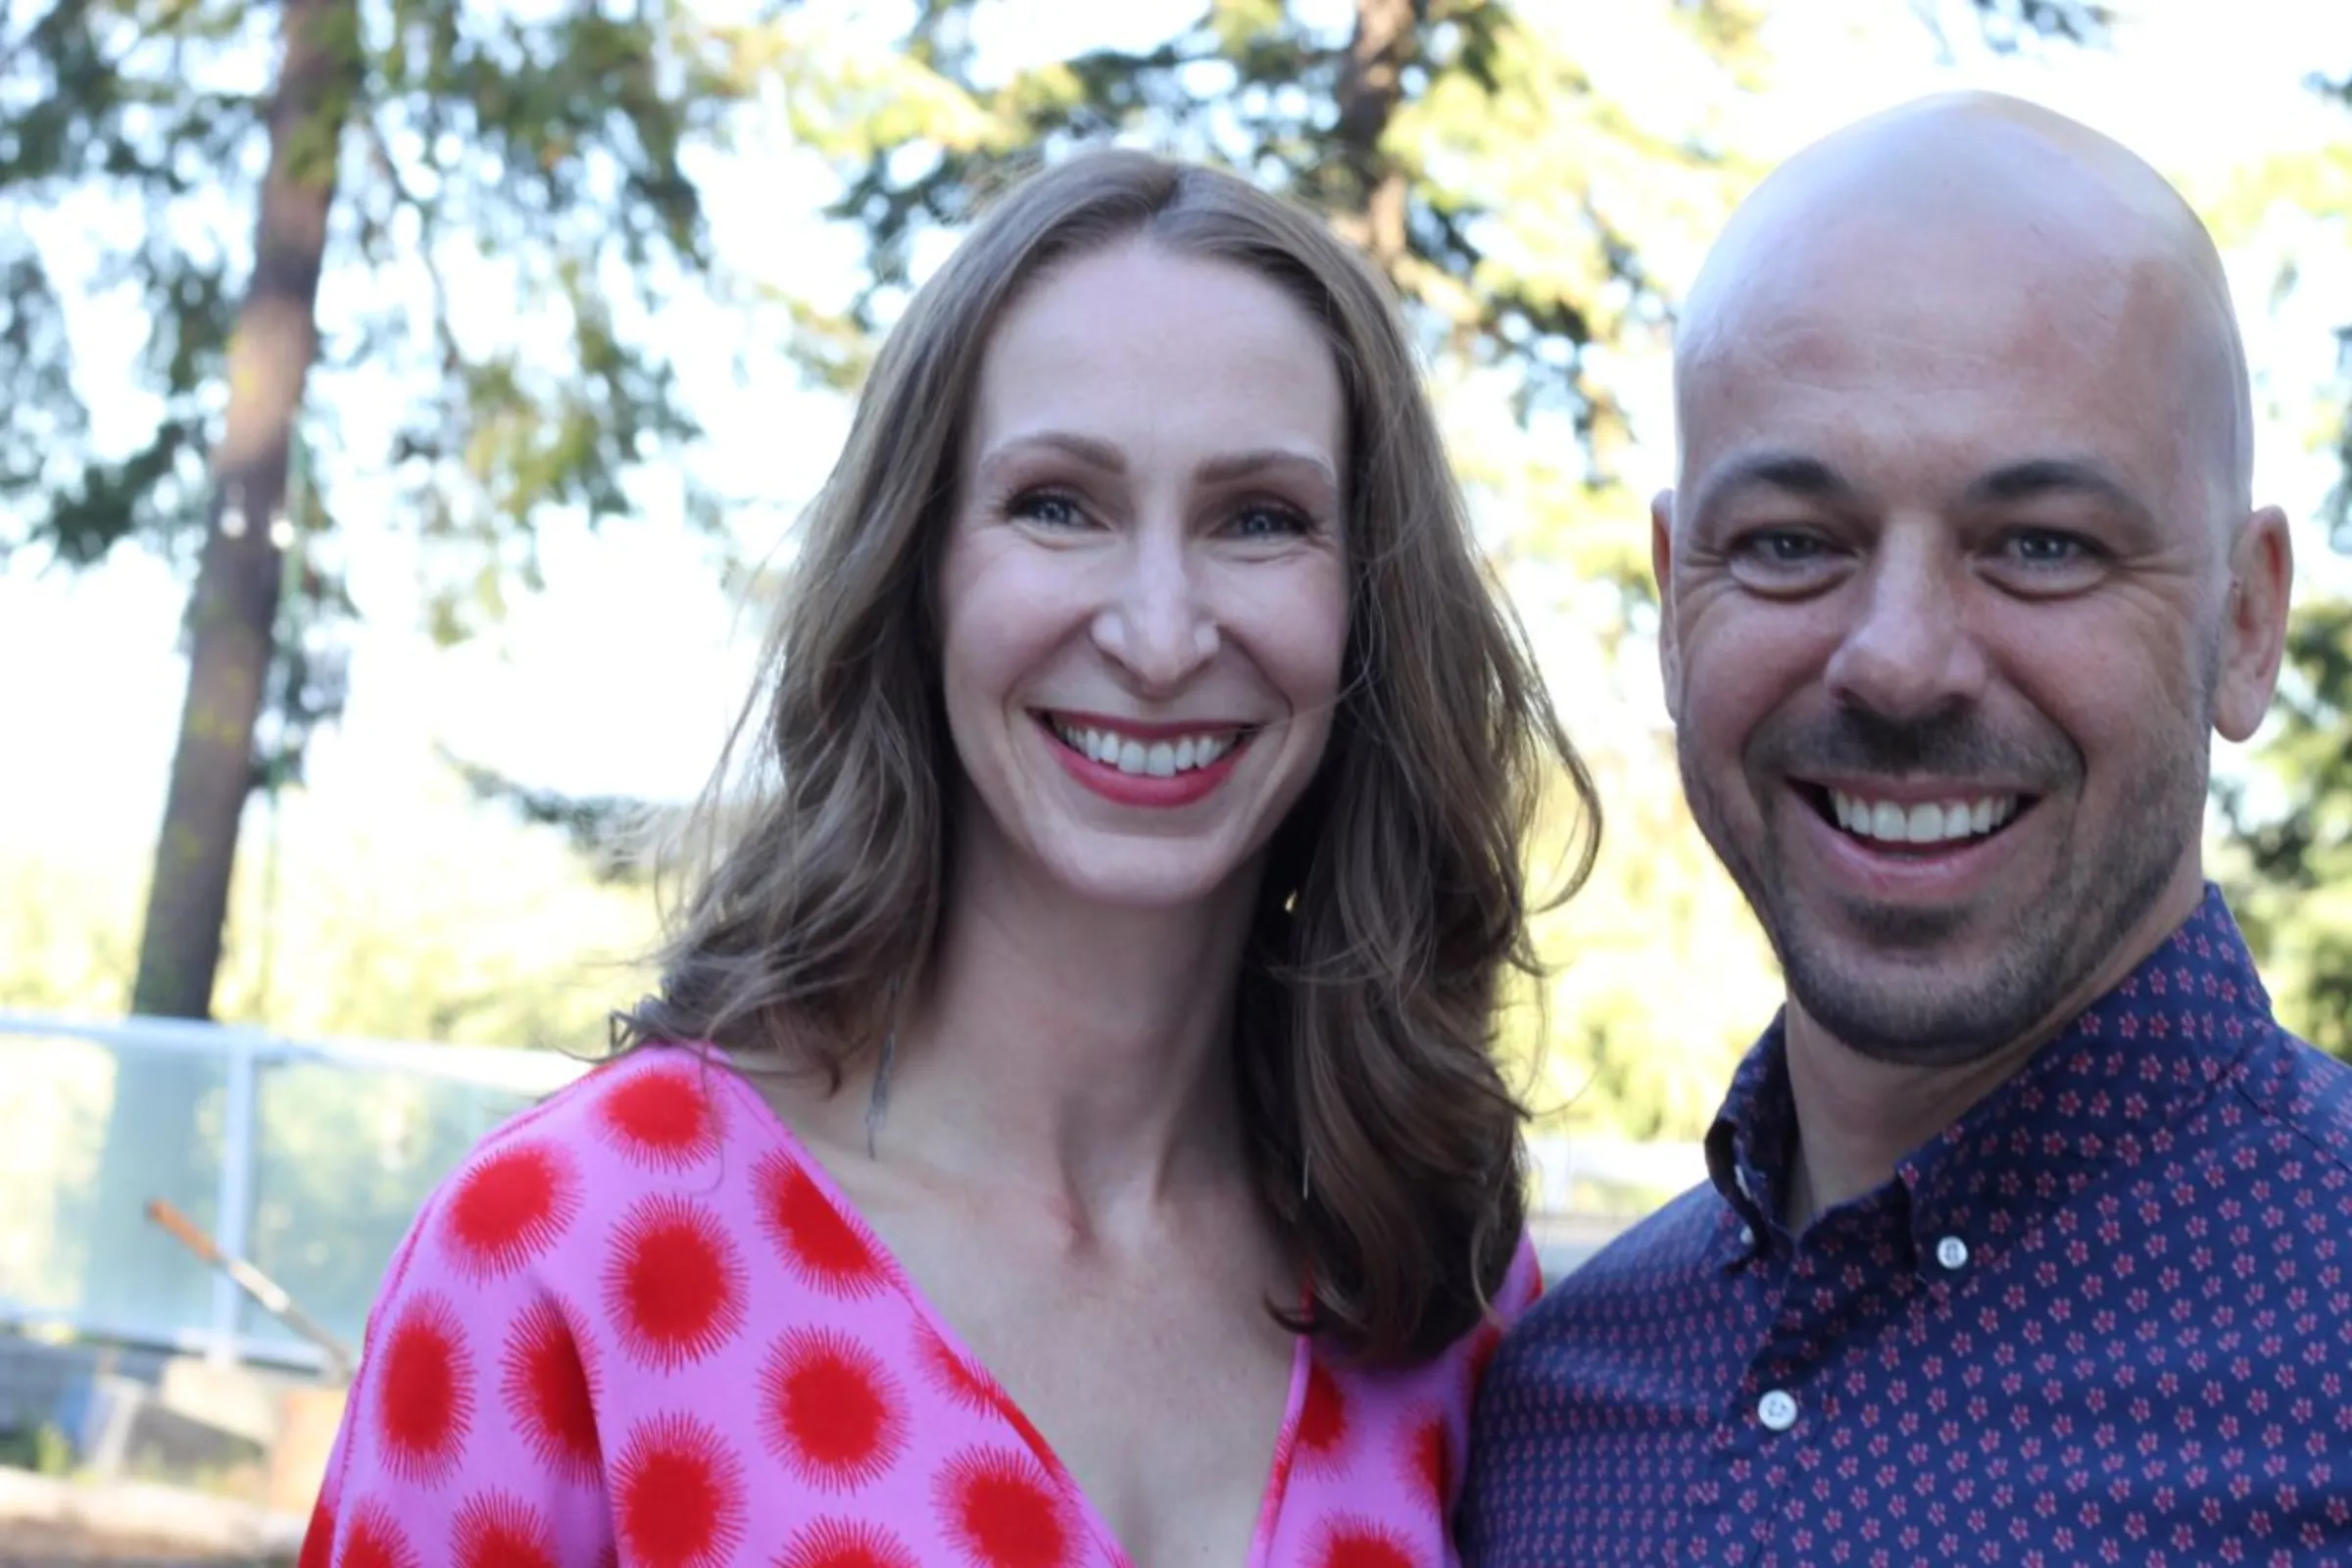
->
xmin=1753 ymin=704 xmax=2078 ymax=786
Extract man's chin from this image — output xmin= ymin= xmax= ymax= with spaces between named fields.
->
xmin=1780 ymin=942 xmax=2053 ymax=1067
xmin=1764 ymin=882 xmax=1997 ymax=966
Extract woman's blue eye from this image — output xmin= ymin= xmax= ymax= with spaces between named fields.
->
xmin=1233 ymin=504 xmax=1311 ymax=539
xmin=1010 ymin=491 xmax=1086 ymax=527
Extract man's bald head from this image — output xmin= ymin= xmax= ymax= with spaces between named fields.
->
xmin=1651 ymin=92 xmax=2296 ymax=1082
xmin=1675 ymin=92 xmax=2254 ymax=533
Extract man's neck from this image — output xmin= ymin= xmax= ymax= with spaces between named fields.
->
xmin=1776 ymin=871 xmax=2212 ymax=1232
xmin=1778 ymin=1013 xmax=2043 ymax=1230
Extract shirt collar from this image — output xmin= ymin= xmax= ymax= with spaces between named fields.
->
xmin=1703 ymin=885 xmax=2278 ymax=1273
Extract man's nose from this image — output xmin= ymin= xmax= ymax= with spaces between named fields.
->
xmin=1822 ymin=528 xmax=1989 ymax=721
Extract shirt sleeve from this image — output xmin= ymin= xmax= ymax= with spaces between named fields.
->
xmin=299 ymin=1163 xmax=614 ymax=1566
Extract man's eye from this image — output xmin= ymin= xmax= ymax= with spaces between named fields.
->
xmin=1733 ymin=530 xmax=1832 ymax=565
xmin=1009 ymin=490 xmax=1087 ymax=528
xmin=1723 ymin=528 xmax=1845 ymax=597
xmin=2000 ymin=529 xmax=2095 ymax=565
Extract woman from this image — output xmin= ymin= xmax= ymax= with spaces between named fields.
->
xmin=303 ymin=149 xmax=1596 ymax=1568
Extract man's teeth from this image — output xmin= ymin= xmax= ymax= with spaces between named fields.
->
xmin=1830 ymin=790 xmax=2019 ymax=845
xmin=1051 ymin=720 xmax=1240 ymax=777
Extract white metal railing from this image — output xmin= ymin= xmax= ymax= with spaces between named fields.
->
xmin=0 ymin=1009 xmax=1701 ymax=1367
xmin=0 ymin=1009 xmax=588 ymax=1369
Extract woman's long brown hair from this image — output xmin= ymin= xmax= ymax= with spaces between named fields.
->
xmin=615 ymin=149 xmax=1598 ymax=1365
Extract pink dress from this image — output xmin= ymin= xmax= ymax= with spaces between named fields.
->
xmin=301 ymin=1045 xmax=1541 ymax=1568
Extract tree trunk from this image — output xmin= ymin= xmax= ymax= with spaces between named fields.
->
xmin=1333 ymin=0 xmax=1417 ymax=273
xmin=131 ymin=0 xmax=353 ymax=1019
xmin=86 ymin=0 xmax=357 ymax=1344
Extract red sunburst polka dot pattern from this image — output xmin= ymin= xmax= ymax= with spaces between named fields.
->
xmin=1318 ymin=1520 xmax=1417 ymax=1568
xmin=297 ymin=1499 xmax=332 ymax=1568
xmin=613 ymin=1412 xmax=748 ymax=1568
xmin=1294 ymin=1360 xmax=1349 ymax=1472
xmin=913 ymin=1317 xmax=1005 ymax=1415
xmin=301 ymin=1046 xmax=1540 ymax=1568
xmin=760 ymin=1326 xmax=910 ymax=1492
xmin=452 ymin=1490 xmax=558 ymax=1568
xmin=337 ymin=1501 xmax=418 ymax=1568
xmin=604 ymin=1195 xmax=748 ymax=1371
xmin=1404 ymin=1411 xmax=1447 ymax=1509
xmin=499 ymin=1296 xmax=602 ymax=1482
xmin=775 ymin=1517 xmax=923 ymax=1568
xmin=372 ymin=1293 xmax=474 ymax=1484
xmin=936 ymin=1446 xmax=1076 ymax=1568
xmin=593 ymin=1062 xmax=723 ymax=1171
xmin=757 ymin=1148 xmax=889 ymax=1298
xmin=442 ymin=1142 xmax=580 ymax=1281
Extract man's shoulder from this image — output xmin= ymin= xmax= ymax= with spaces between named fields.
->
xmin=2227 ymin=1021 xmax=2352 ymax=1166
xmin=1518 ymin=1183 xmax=1730 ymax=1332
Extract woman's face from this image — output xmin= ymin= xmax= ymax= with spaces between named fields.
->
xmin=935 ymin=238 xmax=1351 ymax=914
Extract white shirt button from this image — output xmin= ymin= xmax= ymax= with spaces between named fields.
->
xmin=1936 ymin=1235 xmax=1971 ymax=1271
xmin=1739 ymin=1224 xmax=1756 ymax=1249
xmin=1757 ymin=1390 xmax=1799 ymax=1432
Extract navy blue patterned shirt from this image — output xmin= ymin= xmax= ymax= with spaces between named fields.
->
xmin=1463 ymin=888 xmax=2352 ymax=1566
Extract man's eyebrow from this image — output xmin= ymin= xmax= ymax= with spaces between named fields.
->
xmin=1690 ymin=452 xmax=1861 ymax=519
xmin=1965 ymin=458 xmax=2153 ymax=524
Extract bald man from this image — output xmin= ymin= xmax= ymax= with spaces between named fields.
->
xmin=1460 ymin=94 xmax=2352 ymax=1564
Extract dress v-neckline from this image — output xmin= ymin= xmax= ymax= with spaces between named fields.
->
xmin=709 ymin=1056 xmax=1312 ymax=1568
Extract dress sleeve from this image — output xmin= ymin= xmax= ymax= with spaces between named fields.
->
xmin=299 ymin=1152 xmax=613 ymax=1566
xmin=1456 ymin=1228 xmax=1544 ymax=1413
xmin=1494 ymin=1227 xmax=1544 ymax=1325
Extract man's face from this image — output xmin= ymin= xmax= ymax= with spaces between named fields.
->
xmin=1658 ymin=223 xmax=2269 ymax=1066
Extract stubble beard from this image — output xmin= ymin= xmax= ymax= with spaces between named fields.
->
xmin=1677 ymin=714 xmax=2212 ymax=1070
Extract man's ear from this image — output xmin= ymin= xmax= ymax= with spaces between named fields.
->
xmin=1652 ymin=489 xmax=1682 ymax=723
xmin=2214 ymin=505 xmax=2293 ymax=743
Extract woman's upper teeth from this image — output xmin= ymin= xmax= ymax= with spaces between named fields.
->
xmin=1831 ymin=790 xmax=2019 ymax=845
xmin=1053 ymin=720 xmax=1239 ymax=777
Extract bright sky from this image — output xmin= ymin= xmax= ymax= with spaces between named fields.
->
xmin=7 ymin=0 xmax=2352 ymax=869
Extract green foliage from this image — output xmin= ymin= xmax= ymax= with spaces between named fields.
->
xmin=442 ymin=747 xmax=654 ymax=886
xmin=0 ymin=1421 xmax=75 ymax=1478
xmin=1503 ymin=725 xmax=1784 ymax=1139
xmin=0 ymin=0 xmax=764 ymax=668
xmin=800 ymin=2 xmax=1749 ymax=496
xmin=2221 ymin=595 xmax=2352 ymax=1062
xmin=2 ymin=0 xmax=775 ymax=1024
xmin=0 ymin=762 xmax=656 ymax=1049
xmin=2211 ymin=73 xmax=2352 ymax=1065
xmin=1944 ymin=0 xmax=2113 ymax=52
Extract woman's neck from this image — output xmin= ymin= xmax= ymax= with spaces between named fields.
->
xmin=859 ymin=849 xmax=1264 ymax=1240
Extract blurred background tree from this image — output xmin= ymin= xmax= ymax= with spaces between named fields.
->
xmin=0 ymin=0 xmax=770 ymax=1316
xmin=2201 ymin=71 xmax=2352 ymax=1063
